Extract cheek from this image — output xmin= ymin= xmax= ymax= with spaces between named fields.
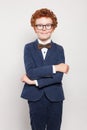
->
xmin=49 ymin=28 xmax=54 ymax=33
xmin=45 ymin=28 xmax=54 ymax=34
xmin=34 ymin=28 xmax=41 ymax=34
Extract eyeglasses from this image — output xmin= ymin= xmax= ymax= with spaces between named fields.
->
xmin=35 ymin=24 xmax=54 ymax=30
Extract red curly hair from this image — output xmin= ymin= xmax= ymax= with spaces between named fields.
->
xmin=30 ymin=8 xmax=58 ymax=29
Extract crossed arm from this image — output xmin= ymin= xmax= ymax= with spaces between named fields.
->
xmin=21 ymin=44 xmax=69 ymax=88
xmin=21 ymin=63 xmax=69 ymax=86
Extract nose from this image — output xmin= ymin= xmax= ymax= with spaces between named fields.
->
xmin=42 ymin=25 xmax=46 ymax=31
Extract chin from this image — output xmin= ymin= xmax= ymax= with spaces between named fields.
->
xmin=39 ymin=38 xmax=49 ymax=41
xmin=39 ymin=36 xmax=50 ymax=41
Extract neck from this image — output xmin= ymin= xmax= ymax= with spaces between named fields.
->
xmin=38 ymin=38 xmax=51 ymax=45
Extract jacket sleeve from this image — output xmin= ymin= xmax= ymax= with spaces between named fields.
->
xmin=37 ymin=72 xmax=63 ymax=88
xmin=24 ymin=44 xmax=53 ymax=80
xmin=37 ymin=45 xmax=65 ymax=88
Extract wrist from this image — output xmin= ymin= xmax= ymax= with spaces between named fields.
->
xmin=30 ymin=80 xmax=36 ymax=85
xmin=54 ymin=65 xmax=59 ymax=72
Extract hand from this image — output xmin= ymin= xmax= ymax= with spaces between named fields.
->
xmin=54 ymin=63 xmax=69 ymax=74
xmin=21 ymin=74 xmax=29 ymax=83
xmin=21 ymin=74 xmax=36 ymax=85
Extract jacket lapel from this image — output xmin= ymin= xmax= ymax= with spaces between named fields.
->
xmin=32 ymin=40 xmax=44 ymax=65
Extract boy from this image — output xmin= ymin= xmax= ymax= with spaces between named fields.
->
xmin=21 ymin=8 xmax=69 ymax=130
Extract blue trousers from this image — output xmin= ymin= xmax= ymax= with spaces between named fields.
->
xmin=28 ymin=94 xmax=63 ymax=130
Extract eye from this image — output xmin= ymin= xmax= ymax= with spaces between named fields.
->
xmin=47 ymin=24 xmax=53 ymax=26
xmin=36 ymin=24 xmax=42 ymax=27
xmin=46 ymin=24 xmax=53 ymax=29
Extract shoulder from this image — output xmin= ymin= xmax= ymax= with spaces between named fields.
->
xmin=24 ymin=40 xmax=37 ymax=50
xmin=52 ymin=41 xmax=64 ymax=51
xmin=25 ymin=40 xmax=36 ymax=47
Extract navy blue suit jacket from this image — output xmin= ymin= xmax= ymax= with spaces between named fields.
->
xmin=21 ymin=40 xmax=65 ymax=101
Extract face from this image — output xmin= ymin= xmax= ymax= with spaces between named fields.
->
xmin=34 ymin=17 xmax=54 ymax=42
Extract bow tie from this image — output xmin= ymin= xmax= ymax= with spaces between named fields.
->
xmin=38 ymin=43 xmax=51 ymax=49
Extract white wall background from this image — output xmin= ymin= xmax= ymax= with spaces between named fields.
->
xmin=0 ymin=0 xmax=87 ymax=130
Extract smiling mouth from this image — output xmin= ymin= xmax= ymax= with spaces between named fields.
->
xmin=40 ymin=32 xmax=49 ymax=34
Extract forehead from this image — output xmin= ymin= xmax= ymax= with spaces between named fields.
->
xmin=35 ymin=17 xmax=53 ymax=24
